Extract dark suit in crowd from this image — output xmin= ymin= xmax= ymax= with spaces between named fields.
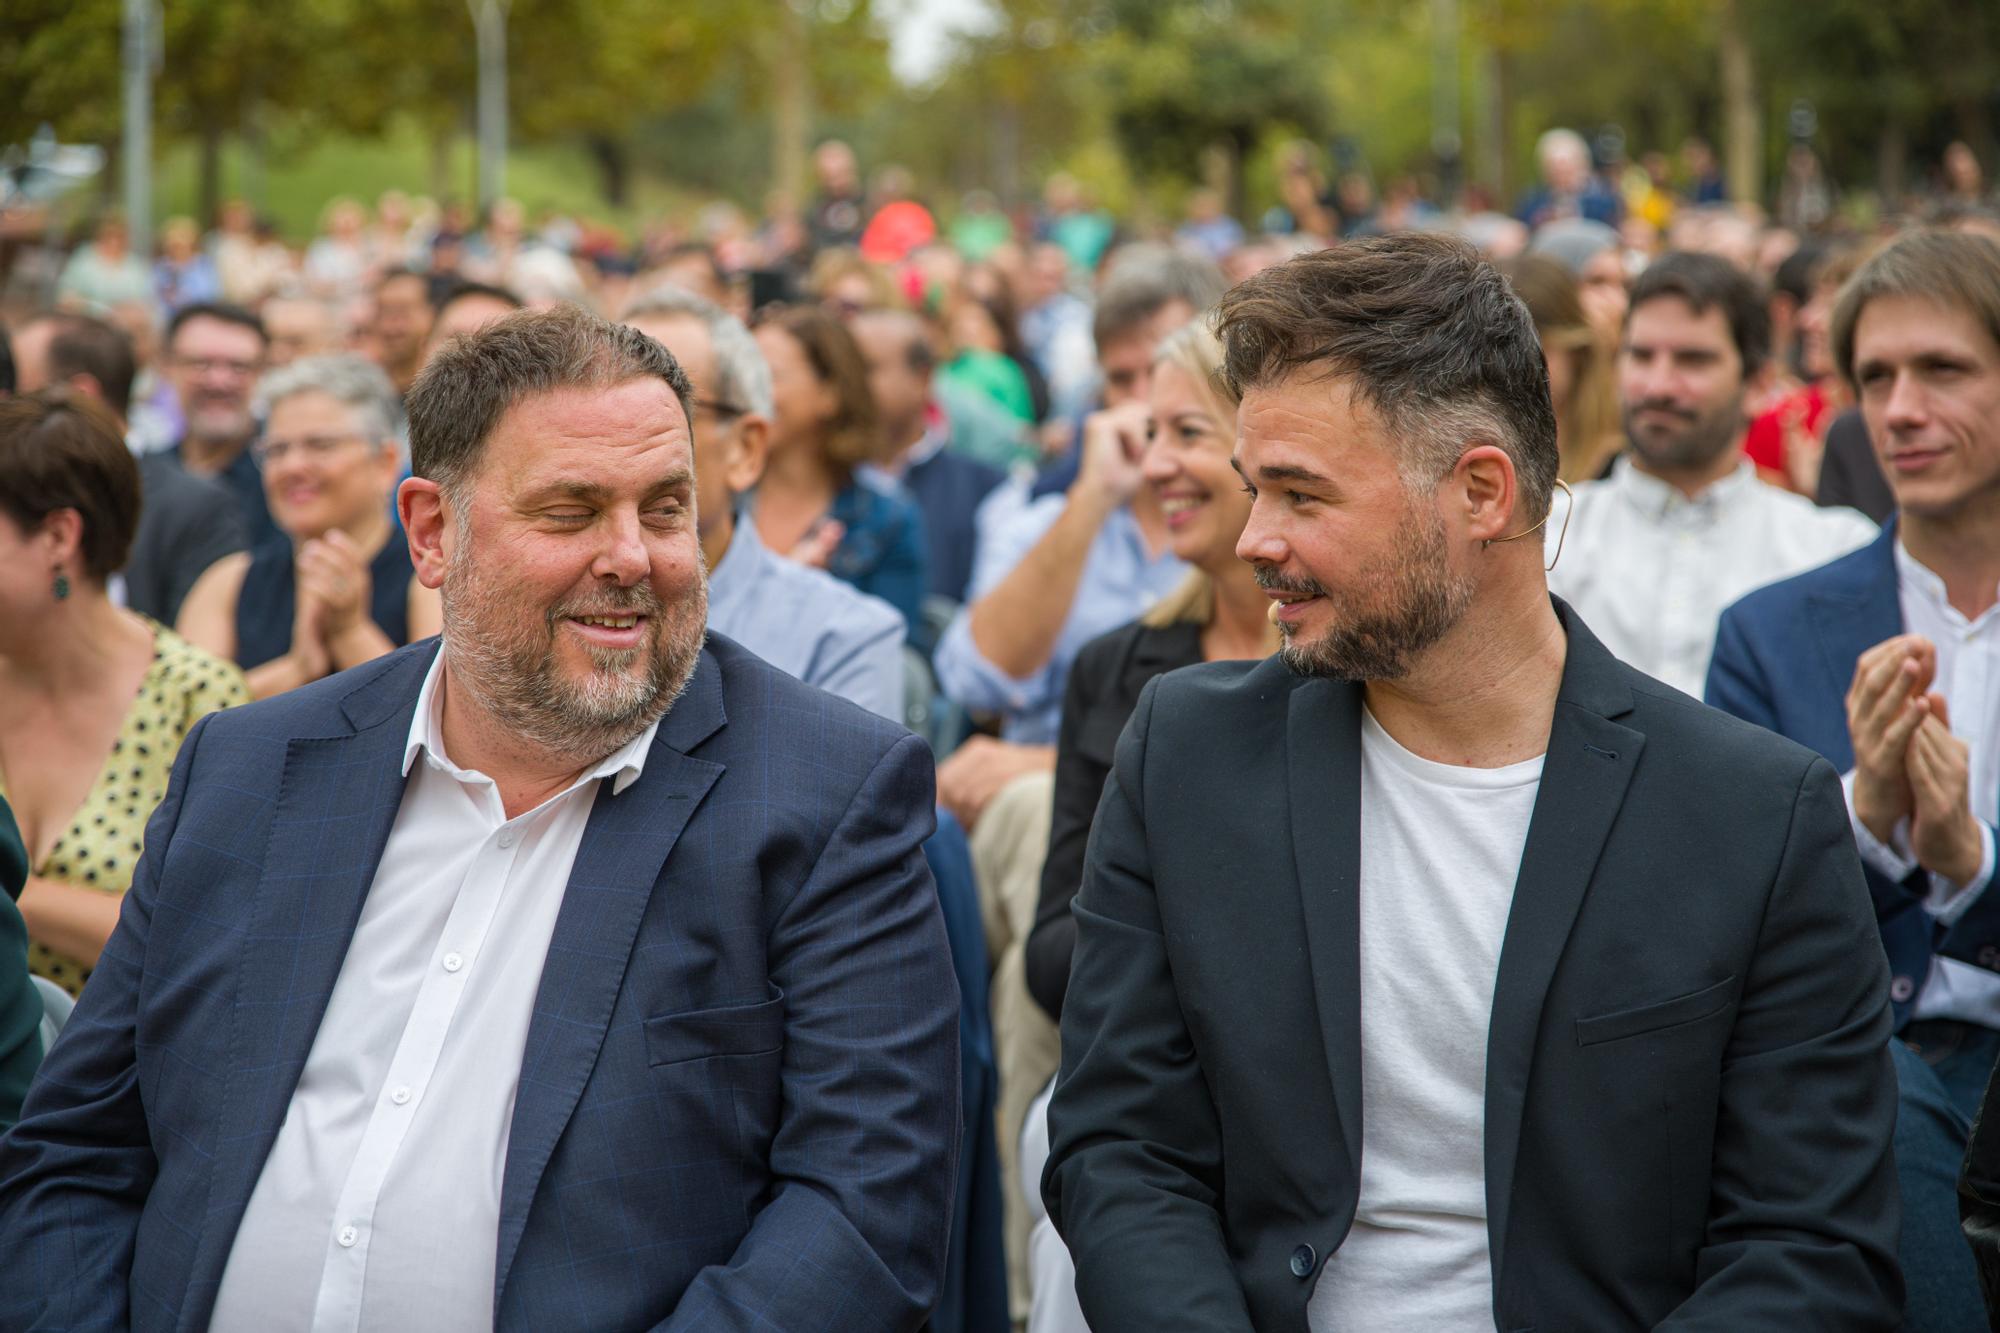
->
xmin=1815 ymin=408 xmax=1895 ymax=526
xmin=1045 ymin=603 xmax=1901 ymax=1329
xmin=1025 ymin=618 xmax=1202 ymax=1023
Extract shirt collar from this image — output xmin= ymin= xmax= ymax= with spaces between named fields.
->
xmin=1894 ymin=538 xmax=2000 ymax=632
xmin=401 ymin=646 xmax=655 ymax=796
xmin=1609 ymin=455 xmax=1757 ymax=517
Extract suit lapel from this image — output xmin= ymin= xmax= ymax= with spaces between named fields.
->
xmin=1483 ymin=608 xmax=1642 ymax=1282
xmin=1805 ymin=524 xmax=1903 ymax=770
xmin=187 ymin=646 xmax=434 ymax=1321
xmin=492 ymin=649 xmax=727 ymax=1307
xmin=1287 ymin=675 xmax=1366 ymax=1189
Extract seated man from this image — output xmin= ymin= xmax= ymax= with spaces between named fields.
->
xmin=850 ymin=307 xmax=1008 ymax=609
xmin=1709 ymin=227 xmax=2000 ymax=1330
xmin=1547 ymin=252 xmax=1875 ymax=695
xmin=1048 ymin=232 xmax=1899 ymax=1331
xmin=0 ymin=306 xmax=961 ymax=1332
xmin=622 ymin=287 xmax=905 ymax=722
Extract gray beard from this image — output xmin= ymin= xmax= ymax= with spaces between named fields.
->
xmin=440 ymin=541 xmax=708 ymax=768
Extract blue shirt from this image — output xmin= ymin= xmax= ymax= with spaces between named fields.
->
xmin=933 ymin=493 xmax=1185 ymax=744
xmin=705 ymin=514 xmax=906 ymax=723
xmin=820 ymin=473 xmax=930 ymax=637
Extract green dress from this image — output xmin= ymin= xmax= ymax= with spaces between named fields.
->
xmin=0 ymin=799 xmax=44 ymax=1129
xmin=0 ymin=621 xmax=247 ymax=997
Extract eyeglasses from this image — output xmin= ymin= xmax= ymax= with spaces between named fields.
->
xmin=692 ymin=397 xmax=747 ymax=422
xmin=174 ymin=355 xmax=262 ymax=378
xmin=251 ymin=433 xmax=371 ymax=465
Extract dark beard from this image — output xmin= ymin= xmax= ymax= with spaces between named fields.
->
xmin=441 ymin=538 xmax=708 ymax=766
xmin=1621 ymin=390 xmax=1745 ymax=473
xmin=1261 ymin=504 xmax=1473 ymax=681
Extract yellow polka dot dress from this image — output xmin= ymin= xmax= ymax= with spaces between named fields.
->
xmin=5 ymin=620 xmax=248 ymax=996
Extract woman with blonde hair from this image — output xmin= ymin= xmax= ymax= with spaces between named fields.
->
xmin=1013 ymin=317 xmax=1276 ymax=1332
xmin=1502 ymin=254 xmax=1623 ymax=483
xmin=1026 ymin=317 xmax=1275 ymax=1023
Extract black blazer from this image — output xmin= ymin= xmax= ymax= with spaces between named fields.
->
xmin=1026 ymin=618 xmax=1203 ymax=1022
xmin=1043 ymin=602 xmax=1901 ymax=1331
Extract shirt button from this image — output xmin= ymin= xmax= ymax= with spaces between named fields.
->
xmin=338 ymin=1225 xmax=359 ymax=1248
xmin=1290 ymin=1243 xmax=1317 ymax=1278
xmin=390 ymin=1085 xmax=412 ymax=1105
xmin=442 ymin=952 xmax=464 ymax=973
xmin=497 ymin=829 xmax=516 ymax=849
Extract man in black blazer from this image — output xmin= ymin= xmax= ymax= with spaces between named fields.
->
xmin=1042 ymin=234 xmax=1901 ymax=1330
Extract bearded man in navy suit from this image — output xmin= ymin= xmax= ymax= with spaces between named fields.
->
xmin=0 ymin=306 xmax=960 ymax=1331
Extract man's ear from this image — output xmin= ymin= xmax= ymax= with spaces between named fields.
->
xmin=727 ymin=415 xmax=773 ymax=495
xmin=1454 ymin=443 xmax=1518 ymax=546
xmin=399 ymin=476 xmax=450 ymax=591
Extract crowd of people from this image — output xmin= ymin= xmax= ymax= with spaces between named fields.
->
xmin=0 ymin=121 xmax=1997 ymax=1330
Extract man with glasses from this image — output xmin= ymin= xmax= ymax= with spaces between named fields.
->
xmin=621 ymin=288 xmax=904 ymax=721
xmin=161 ymin=302 xmax=277 ymax=547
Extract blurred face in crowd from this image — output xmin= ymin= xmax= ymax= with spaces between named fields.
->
xmin=1542 ymin=142 xmax=1590 ymax=195
xmin=852 ymin=312 xmax=932 ymax=450
xmin=1142 ymin=357 xmax=1249 ymax=574
xmin=1795 ymin=277 xmax=1840 ymax=381
xmin=1235 ymin=374 xmax=1473 ymax=681
xmin=754 ymin=325 xmax=836 ymax=450
xmin=426 ymin=294 xmax=519 ymax=359
xmin=418 ymin=378 xmax=706 ymax=760
xmin=1618 ymin=295 xmax=1749 ymax=476
xmin=1853 ymin=294 xmax=2000 ymax=522
xmin=1098 ymin=298 xmax=1196 ymax=409
xmin=168 ymin=315 xmax=266 ymax=446
xmin=624 ymin=312 xmax=768 ymax=563
xmin=373 ymin=274 xmax=435 ymax=375
xmin=161 ymin=218 xmax=201 ymax=264
xmin=9 ymin=320 xmax=56 ymax=395
xmin=257 ymin=390 xmax=401 ymax=542
xmin=264 ymin=297 xmax=340 ymax=368
xmin=1023 ymin=244 xmax=1071 ymax=307
xmin=1578 ymin=247 xmax=1630 ymax=340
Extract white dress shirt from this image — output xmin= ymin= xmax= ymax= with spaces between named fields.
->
xmin=1840 ymin=542 xmax=2000 ymax=1025
xmin=210 ymin=651 xmax=658 ymax=1333
xmin=1547 ymin=459 xmax=1876 ymax=696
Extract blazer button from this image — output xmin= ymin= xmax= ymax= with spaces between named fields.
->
xmin=1290 ymin=1243 xmax=1317 ymax=1278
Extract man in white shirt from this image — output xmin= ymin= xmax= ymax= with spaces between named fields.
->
xmin=1044 ymin=233 xmax=1899 ymax=1331
xmin=1547 ymin=251 xmax=1875 ymax=695
xmin=620 ymin=286 xmax=906 ymax=722
xmin=0 ymin=306 xmax=961 ymax=1333
xmin=1708 ymin=227 xmax=2000 ymax=1330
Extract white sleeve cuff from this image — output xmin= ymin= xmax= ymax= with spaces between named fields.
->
xmin=1840 ymin=767 xmax=1920 ymax=882
xmin=1928 ymin=821 xmax=1996 ymax=926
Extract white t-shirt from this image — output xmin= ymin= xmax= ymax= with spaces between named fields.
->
xmin=1309 ymin=709 xmax=1544 ymax=1332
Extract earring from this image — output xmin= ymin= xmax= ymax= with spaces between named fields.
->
xmin=53 ymin=569 xmax=71 ymax=602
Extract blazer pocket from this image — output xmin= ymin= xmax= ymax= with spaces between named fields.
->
xmin=645 ymin=991 xmax=786 ymax=1067
xmin=1574 ymin=975 xmax=1737 ymax=1047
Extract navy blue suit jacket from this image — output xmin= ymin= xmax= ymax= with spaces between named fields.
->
xmin=1707 ymin=522 xmax=2000 ymax=1027
xmin=0 ymin=634 xmax=961 ymax=1331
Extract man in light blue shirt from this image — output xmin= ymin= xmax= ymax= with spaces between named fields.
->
xmin=622 ymin=288 xmax=904 ymax=722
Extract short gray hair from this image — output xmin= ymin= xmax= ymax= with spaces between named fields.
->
xmin=255 ymin=354 xmax=401 ymax=444
xmin=407 ymin=304 xmax=692 ymax=497
xmin=619 ymin=286 xmax=774 ymax=420
xmin=1093 ymin=243 xmax=1227 ymax=351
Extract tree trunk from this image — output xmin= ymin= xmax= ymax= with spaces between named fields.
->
xmin=1480 ymin=44 xmax=1510 ymax=204
xmin=769 ymin=3 xmax=810 ymax=205
xmin=588 ymin=134 xmax=630 ymax=208
xmin=1877 ymin=118 xmax=1908 ymax=205
xmin=429 ymin=125 xmax=455 ymax=202
xmin=1716 ymin=0 xmax=1759 ymax=208
xmin=197 ymin=118 xmax=225 ymax=230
